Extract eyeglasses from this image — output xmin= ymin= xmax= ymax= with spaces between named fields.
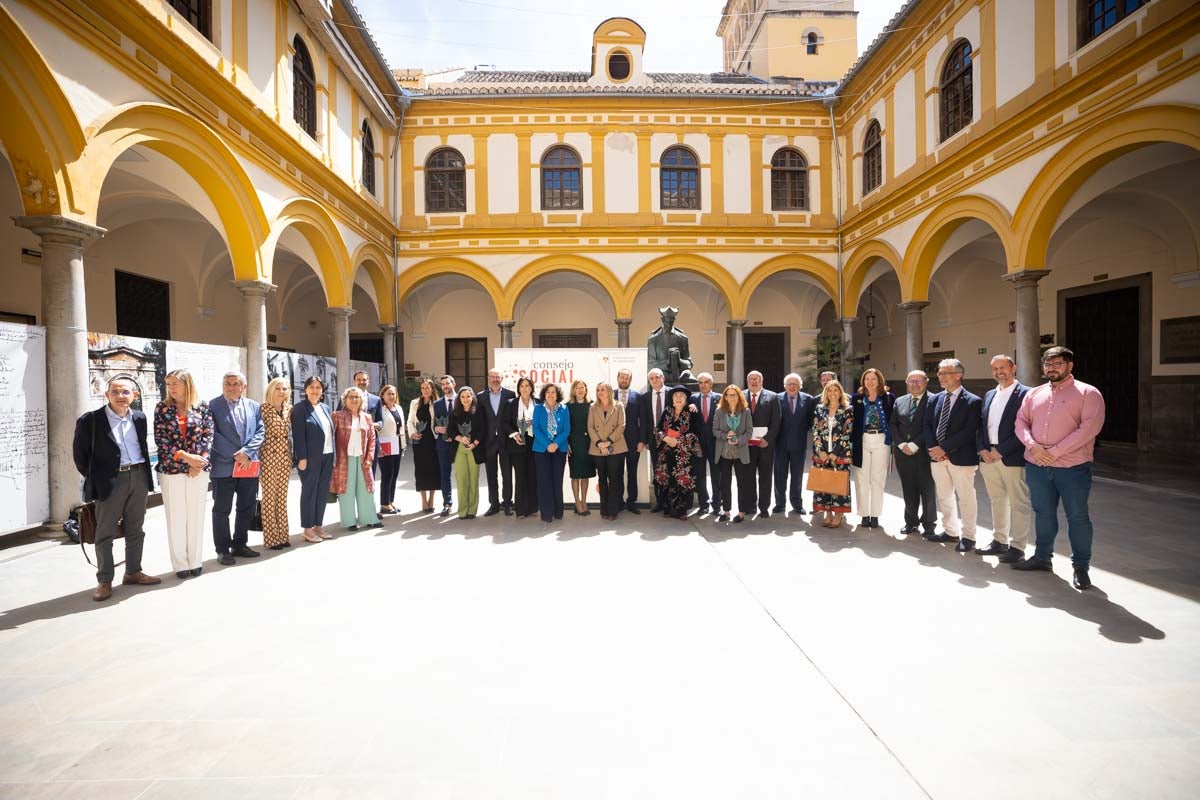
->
xmin=906 ymin=378 xmax=926 ymax=384
xmin=935 ymin=370 xmax=960 ymax=377
xmin=1042 ymin=359 xmax=1068 ymax=368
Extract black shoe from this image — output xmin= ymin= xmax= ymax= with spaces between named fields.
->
xmin=281 ymin=541 xmax=292 ymax=548
xmin=175 ymin=571 xmax=189 ymax=579
xmin=651 ymin=504 xmax=663 ymax=513
xmin=793 ymin=507 xmax=807 ymax=515
xmin=440 ymin=506 xmax=451 ymax=517
xmin=190 ymin=567 xmax=202 ymax=577
xmin=464 ymin=514 xmax=476 ymax=520
xmin=269 ymin=544 xmax=285 ymax=551
xmin=927 ymin=533 xmax=956 ymax=543
xmin=998 ymin=546 xmax=1024 ymax=564
xmin=554 ymin=513 xmax=563 ymax=520
xmin=503 ymin=507 xmax=513 ymax=516
xmin=759 ymin=510 xmax=770 ymax=519
xmin=346 ymin=525 xmax=358 ymax=531
xmin=1012 ymin=556 xmax=1053 ymax=572
xmin=233 ymin=546 xmax=260 ymax=558
xmin=733 ymin=514 xmax=745 ymax=523
xmin=484 ymin=506 xmax=501 ymax=517
xmin=718 ymin=513 xmax=729 ymax=522
xmin=899 ymin=526 xmax=917 ymax=535
xmin=976 ymin=541 xmax=1007 ymax=556
xmin=954 ymin=538 xmax=976 ymax=553
xmin=697 ymin=504 xmax=709 ymax=514
xmin=218 ymin=553 xmax=235 ymax=566
xmin=1072 ymin=567 xmax=1092 ymax=590
xmin=772 ymin=505 xmax=785 ymax=514
xmin=370 ymin=521 xmax=385 ymax=528
xmin=627 ymin=506 xmax=641 ymax=515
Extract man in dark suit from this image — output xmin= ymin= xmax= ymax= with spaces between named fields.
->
xmin=616 ymin=369 xmax=644 ymax=514
xmin=923 ymin=358 xmax=983 ymax=551
xmin=72 ymin=376 xmax=161 ymax=601
xmin=640 ymin=368 xmax=668 ymax=512
xmin=745 ymin=370 xmax=781 ymax=517
xmin=341 ymin=370 xmax=381 ymax=415
xmin=209 ymin=371 xmax=265 ymax=565
xmin=975 ymin=354 xmax=1031 ymax=563
xmin=773 ymin=372 xmax=815 ymax=514
xmin=479 ymin=367 xmax=516 ymax=516
xmin=688 ymin=372 xmax=722 ymax=514
xmin=890 ymin=370 xmax=938 ymax=537
xmin=433 ymin=374 xmax=457 ymax=516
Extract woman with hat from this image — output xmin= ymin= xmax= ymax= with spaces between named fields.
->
xmin=653 ymin=385 xmax=701 ymax=520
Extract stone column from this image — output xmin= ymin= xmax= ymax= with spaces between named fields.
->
xmin=327 ymin=306 xmax=354 ymax=393
xmin=839 ymin=317 xmax=857 ymax=385
xmin=614 ymin=318 xmax=633 ymax=348
xmin=234 ymin=280 xmax=274 ymax=396
xmin=497 ymin=320 xmax=515 ymax=349
xmin=14 ymin=215 xmax=105 ymax=526
xmin=727 ymin=319 xmax=748 ymax=386
xmin=898 ymin=301 xmax=929 ymax=375
xmin=379 ymin=324 xmax=398 ymax=385
xmin=1003 ymin=269 xmax=1051 ymax=387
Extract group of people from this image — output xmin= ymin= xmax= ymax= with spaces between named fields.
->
xmin=73 ymin=369 xmax=408 ymax=601
xmin=73 ymin=345 xmax=1105 ymax=602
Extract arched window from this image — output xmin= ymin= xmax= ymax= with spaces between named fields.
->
xmin=863 ymin=121 xmax=882 ymax=195
xmin=541 ymin=146 xmax=582 ymax=210
xmin=770 ymin=148 xmax=808 ymax=210
xmin=168 ymin=0 xmax=212 ymax=40
xmin=293 ymin=36 xmax=317 ymax=138
xmin=425 ymin=148 xmax=466 ymax=213
xmin=1080 ymin=0 xmax=1148 ymax=45
xmin=939 ymin=40 xmax=973 ymax=142
xmin=361 ymin=120 xmax=375 ymax=195
xmin=807 ymin=32 xmax=819 ymax=55
xmin=660 ymin=146 xmax=699 ymax=210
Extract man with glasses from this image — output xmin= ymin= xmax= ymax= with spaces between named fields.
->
xmin=889 ymin=369 xmax=938 ymax=537
xmin=923 ymin=358 xmax=983 ymax=551
xmin=1013 ymin=346 xmax=1106 ymax=590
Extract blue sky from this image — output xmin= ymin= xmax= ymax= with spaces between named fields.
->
xmin=352 ymin=0 xmax=909 ymax=77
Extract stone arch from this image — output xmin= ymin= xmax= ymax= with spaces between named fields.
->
xmin=619 ymin=254 xmax=739 ymax=318
xmin=735 ymin=254 xmax=838 ymax=318
xmin=1013 ymin=104 xmax=1200 ymax=270
xmin=842 ymin=238 xmax=903 ymax=317
xmin=0 ymin=4 xmax=85 ymax=215
xmin=398 ymin=257 xmax=505 ymax=318
xmin=502 ymin=254 xmax=622 ymax=320
xmin=900 ymin=195 xmax=1017 ymax=302
xmin=351 ymin=241 xmax=395 ymax=325
xmin=267 ymin=198 xmax=353 ymax=308
xmin=75 ymin=102 xmax=269 ymax=281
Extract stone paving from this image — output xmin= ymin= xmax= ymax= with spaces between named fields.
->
xmin=1 ymin=463 xmax=1197 ymax=799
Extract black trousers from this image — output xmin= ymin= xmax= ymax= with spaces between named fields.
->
xmin=211 ymin=475 xmax=258 ymax=554
xmin=773 ymin=447 xmax=807 ymax=510
xmin=378 ymin=452 xmax=402 ymax=507
xmin=484 ymin=448 xmax=513 ymax=509
xmin=717 ymin=457 xmax=754 ymax=515
xmin=510 ymin=449 xmax=538 ymax=517
xmin=623 ymin=447 xmax=642 ymax=507
xmin=594 ymin=453 xmax=625 ymax=517
xmin=747 ymin=445 xmax=774 ymax=513
xmin=436 ymin=443 xmax=453 ymax=507
xmin=895 ymin=450 xmax=938 ymax=531
xmin=692 ymin=454 xmax=721 ymax=509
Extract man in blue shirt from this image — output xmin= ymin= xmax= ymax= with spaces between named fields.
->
xmin=209 ymin=371 xmax=264 ymax=565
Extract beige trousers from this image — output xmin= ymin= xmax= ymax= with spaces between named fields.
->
xmin=930 ymin=460 xmax=978 ymax=539
xmin=979 ymin=459 xmax=1031 ymax=548
xmin=160 ymin=472 xmax=209 ymax=572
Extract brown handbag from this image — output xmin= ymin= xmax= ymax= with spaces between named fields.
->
xmin=75 ymin=410 xmax=125 ymax=566
xmin=807 ymin=465 xmax=850 ymax=496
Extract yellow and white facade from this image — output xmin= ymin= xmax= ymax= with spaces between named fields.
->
xmin=1 ymin=0 xmax=1199 ymax=523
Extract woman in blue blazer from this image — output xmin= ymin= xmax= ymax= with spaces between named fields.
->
xmin=532 ymin=383 xmax=570 ymax=523
xmin=849 ymin=368 xmax=896 ymax=529
xmin=290 ymin=376 xmax=336 ymax=543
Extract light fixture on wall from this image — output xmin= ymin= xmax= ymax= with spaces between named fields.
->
xmin=865 ymin=286 xmax=876 ymax=333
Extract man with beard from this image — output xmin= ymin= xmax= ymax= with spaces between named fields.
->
xmin=615 ymin=369 xmax=644 ymax=514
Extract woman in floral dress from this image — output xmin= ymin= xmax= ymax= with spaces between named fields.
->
xmin=654 ymin=386 xmax=701 ymax=520
xmin=260 ymin=377 xmax=293 ymax=549
xmin=812 ymin=379 xmax=854 ymax=528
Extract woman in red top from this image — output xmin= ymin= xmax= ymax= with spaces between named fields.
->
xmin=154 ymin=369 xmax=214 ymax=579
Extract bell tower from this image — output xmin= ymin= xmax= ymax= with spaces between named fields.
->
xmin=716 ymin=0 xmax=858 ymax=82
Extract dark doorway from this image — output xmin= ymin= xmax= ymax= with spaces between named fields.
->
xmin=743 ymin=330 xmax=786 ymax=390
xmin=534 ymin=329 xmax=598 ymax=348
xmin=115 ymin=271 xmax=170 ymax=340
xmin=1063 ymin=284 xmax=1140 ymax=444
xmin=350 ymin=335 xmax=384 ymax=364
xmin=446 ymin=337 xmax=487 ymax=390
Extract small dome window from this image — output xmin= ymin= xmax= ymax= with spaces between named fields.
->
xmin=608 ymin=52 xmax=631 ymax=80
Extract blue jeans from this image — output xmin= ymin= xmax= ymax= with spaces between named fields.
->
xmin=436 ymin=443 xmax=453 ymax=507
xmin=1025 ymin=462 xmax=1094 ymax=567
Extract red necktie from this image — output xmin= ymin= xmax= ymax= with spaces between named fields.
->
xmin=751 ymin=393 xmax=757 ymax=413
xmin=702 ymin=394 xmax=709 ymax=422
xmin=655 ymin=391 xmax=662 ymax=422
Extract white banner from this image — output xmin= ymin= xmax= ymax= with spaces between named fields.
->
xmin=0 ymin=323 xmax=48 ymax=532
xmin=494 ymin=348 xmax=648 ymax=395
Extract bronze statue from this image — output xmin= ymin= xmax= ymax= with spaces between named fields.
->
xmin=647 ymin=306 xmax=694 ymax=384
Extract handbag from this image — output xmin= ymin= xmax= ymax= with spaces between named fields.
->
xmin=807 ymin=465 xmax=850 ymax=496
xmin=249 ymin=499 xmax=263 ymax=531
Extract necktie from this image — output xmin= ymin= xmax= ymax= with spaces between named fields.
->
xmin=655 ymin=391 xmax=662 ymax=423
xmin=751 ymin=393 xmax=757 ymax=413
xmin=909 ymin=396 xmax=918 ymax=423
xmin=790 ymin=395 xmax=796 ymax=414
xmin=936 ymin=392 xmax=951 ymax=443
xmin=702 ymin=394 xmax=709 ymax=422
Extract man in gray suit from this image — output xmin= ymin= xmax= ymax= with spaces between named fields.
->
xmin=209 ymin=371 xmax=264 ymax=565
xmin=889 ymin=369 xmax=938 ymax=536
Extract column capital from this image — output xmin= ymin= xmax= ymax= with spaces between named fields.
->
xmin=233 ymin=279 xmax=275 ymax=297
xmin=1003 ymin=268 xmax=1051 ymax=287
xmin=326 ymin=306 xmax=356 ymax=319
xmin=727 ymin=319 xmax=749 ymax=327
xmin=378 ymin=323 xmax=399 ymax=333
xmin=898 ymin=301 xmax=930 ymax=312
xmin=13 ymin=215 xmax=105 ymax=246
xmin=613 ymin=317 xmax=633 ymax=327
xmin=839 ymin=316 xmax=858 ymax=324
xmin=496 ymin=319 xmax=516 ymax=330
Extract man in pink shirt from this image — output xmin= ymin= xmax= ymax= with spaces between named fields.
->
xmin=1012 ymin=346 xmax=1106 ymax=589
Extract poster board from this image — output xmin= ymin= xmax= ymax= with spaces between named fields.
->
xmin=0 ymin=322 xmax=48 ymax=532
xmin=165 ymin=340 xmax=247 ymax=404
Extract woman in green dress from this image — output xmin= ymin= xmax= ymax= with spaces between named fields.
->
xmin=566 ymin=379 xmax=595 ymax=516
